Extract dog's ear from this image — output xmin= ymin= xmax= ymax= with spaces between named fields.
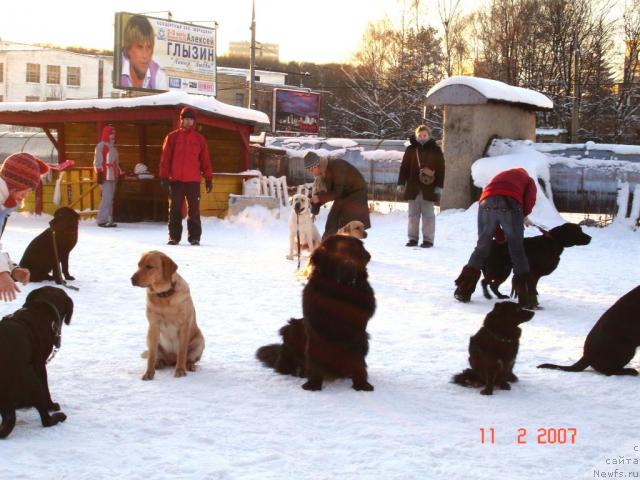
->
xmin=63 ymin=293 xmax=74 ymax=325
xmin=310 ymin=242 xmax=328 ymax=269
xmin=290 ymin=196 xmax=294 ymax=206
xmin=161 ymin=254 xmax=178 ymax=282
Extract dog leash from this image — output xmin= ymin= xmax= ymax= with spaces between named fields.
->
xmin=530 ymin=223 xmax=553 ymax=239
xmin=296 ymin=212 xmax=301 ymax=270
xmin=51 ymin=230 xmax=80 ymax=291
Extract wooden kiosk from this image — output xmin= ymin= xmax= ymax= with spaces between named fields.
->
xmin=0 ymin=92 xmax=269 ymax=220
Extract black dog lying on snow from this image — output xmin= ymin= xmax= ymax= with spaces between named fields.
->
xmin=0 ymin=286 xmax=74 ymax=439
xmin=538 ymin=285 xmax=640 ymax=376
xmin=257 ymin=235 xmax=376 ymax=391
xmin=453 ymin=302 xmax=534 ymax=395
xmin=481 ymin=223 xmax=591 ymax=302
xmin=20 ymin=207 xmax=80 ymax=284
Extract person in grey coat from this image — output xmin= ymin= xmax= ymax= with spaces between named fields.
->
xmin=94 ymin=125 xmax=121 ymax=228
xmin=397 ymin=125 xmax=445 ymax=248
xmin=306 ymin=152 xmax=371 ymax=240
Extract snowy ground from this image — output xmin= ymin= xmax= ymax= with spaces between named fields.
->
xmin=1 ymin=204 xmax=639 ymax=480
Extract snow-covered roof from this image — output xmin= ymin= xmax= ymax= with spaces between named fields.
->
xmin=0 ymin=91 xmax=270 ymax=126
xmin=426 ymin=76 xmax=553 ymax=110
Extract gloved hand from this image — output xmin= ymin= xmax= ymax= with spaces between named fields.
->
xmin=97 ymin=172 xmax=104 ymax=185
xmin=434 ymin=187 xmax=443 ymax=206
xmin=205 ymin=179 xmax=213 ymax=193
xmin=160 ymin=179 xmax=169 ymax=192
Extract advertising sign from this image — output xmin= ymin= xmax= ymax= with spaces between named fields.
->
xmin=114 ymin=12 xmax=216 ymax=96
xmin=273 ymin=89 xmax=321 ymax=134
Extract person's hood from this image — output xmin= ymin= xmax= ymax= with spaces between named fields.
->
xmin=180 ymin=107 xmax=197 ymax=127
xmin=101 ymin=125 xmax=115 ymax=143
xmin=409 ymin=134 xmax=436 ymax=148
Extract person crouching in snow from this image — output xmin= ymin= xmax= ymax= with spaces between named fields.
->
xmin=397 ymin=125 xmax=445 ymax=248
xmin=305 ymin=151 xmax=371 ymax=240
xmin=159 ymin=107 xmax=213 ymax=246
xmin=0 ymin=153 xmax=48 ymax=301
xmin=453 ymin=167 xmax=537 ymax=308
xmin=94 ymin=125 xmax=120 ymax=228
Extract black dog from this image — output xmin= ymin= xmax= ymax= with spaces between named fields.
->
xmin=481 ymin=223 xmax=591 ymax=301
xmin=0 ymin=286 xmax=74 ymax=439
xmin=453 ymin=302 xmax=534 ymax=395
xmin=538 ymin=285 xmax=640 ymax=376
xmin=257 ymin=235 xmax=376 ymax=391
xmin=20 ymin=207 xmax=80 ymax=284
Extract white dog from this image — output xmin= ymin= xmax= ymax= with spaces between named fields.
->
xmin=287 ymin=193 xmax=321 ymax=260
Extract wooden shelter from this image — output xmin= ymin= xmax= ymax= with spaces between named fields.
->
xmin=0 ymin=92 xmax=269 ymax=219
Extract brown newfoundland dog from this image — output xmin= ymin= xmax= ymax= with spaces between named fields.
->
xmin=257 ymin=235 xmax=376 ymax=391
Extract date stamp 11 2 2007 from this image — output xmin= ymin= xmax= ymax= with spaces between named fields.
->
xmin=480 ymin=427 xmax=578 ymax=445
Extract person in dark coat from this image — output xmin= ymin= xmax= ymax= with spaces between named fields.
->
xmin=397 ymin=125 xmax=445 ymax=248
xmin=454 ymin=167 xmax=537 ymax=308
xmin=159 ymin=107 xmax=213 ymax=246
xmin=305 ymin=152 xmax=371 ymax=240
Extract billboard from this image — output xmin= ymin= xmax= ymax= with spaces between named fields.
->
xmin=114 ymin=12 xmax=216 ymax=96
xmin=273 ymin=89 xmax=321 ymax=134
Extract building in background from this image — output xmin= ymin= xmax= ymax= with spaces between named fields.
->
xmin=217 ymin=66 xmax=287 ymax=123
xmin=0 ymin=40 xmax=116 ymax=103
xmin=227 ymin=41 xmax=279 ymax=62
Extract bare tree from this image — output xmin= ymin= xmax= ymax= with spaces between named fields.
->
xmin=438 ymin=0 xmax=462 ymax=77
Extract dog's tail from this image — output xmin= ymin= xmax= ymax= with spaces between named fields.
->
xmin=256 ymin=344 xmax=282 ymax=370
xmin=451 ymin=368 xmax=482 ymax=387
xmin=537 ymin=356 xmax=590 ymax=372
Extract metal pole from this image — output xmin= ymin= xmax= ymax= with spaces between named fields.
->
xmin=249 ymin=0 xmax=257 ymax=109
xmin=214 ymin=21 xmax=218 ymax=98
xmin=570 ymin=40 xmax=581 ymax=142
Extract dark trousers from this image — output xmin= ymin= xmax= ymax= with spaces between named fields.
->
xmin=168 ymin=181 xmax=202 ymax=242
xmin=467 ymin=196 xmax=529 ymax=275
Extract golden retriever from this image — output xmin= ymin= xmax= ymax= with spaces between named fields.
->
xmin=131 ymin=251 xmax=205 ymax=380
xmin=337 ymin=220 xmax=368 ymax=239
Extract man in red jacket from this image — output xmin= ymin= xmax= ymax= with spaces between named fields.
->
xmin=454 ymin=167 xmax=537 ymax=307
xmin=159 ymin=107 xmax=213 ymax=245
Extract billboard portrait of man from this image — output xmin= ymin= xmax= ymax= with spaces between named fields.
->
xmin=119 ymin=15 xmax=168 ymax=90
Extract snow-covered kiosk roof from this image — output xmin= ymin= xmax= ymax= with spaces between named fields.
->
xmin=426 ymin=76 xmax=553 ymax=111
xmin=0 ymin=91 xmax=270 ymax=128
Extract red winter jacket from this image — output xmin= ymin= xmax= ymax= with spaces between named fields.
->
xmin=480 ymin=168 xmax=537 ymax=216
xmin=159 ymin=109 xmax=213 ymax=182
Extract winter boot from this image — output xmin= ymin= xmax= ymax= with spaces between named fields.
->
xmin=512 ymin=272 xmax=538 ymax=309
xmin=454 ymin=266 xmax=481 ymax=303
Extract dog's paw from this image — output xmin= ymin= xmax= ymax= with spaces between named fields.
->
xmin=48 ymin=402 xmax=61 ymax=411
xmin=52 ymin=412 xmax=67 ymax=423
xmin=622 ymin=368 xmax=639 ymax=376
xmin=186 ymin=363 xmax=197 ymax=372
xmin=286 ymin=254 xmax=294 ymax=260
xmin=302 ymin=381 xmax=322 ymax=391
xmin=480 ymin=388 xmax=494 ymax=396
xmin=353 ymin=381 xmax=374 ymax=392
xmin=142 ymin=370 xmax=155 ymax=381
xmin=174 ymin=368 xmax=187 ymax=378
xmin=507 ymin=372 xmax=519 ymax=383
xmin=43 ymin=412 xmax=66 ymax=427
xmin=499 ymin=382 xmax=511 ymax=390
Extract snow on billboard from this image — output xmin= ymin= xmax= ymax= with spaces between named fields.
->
xmin=273 ymin=89 xmax=321 ymax=134
xmin=113 ymin=12 xmax=216 ymax=96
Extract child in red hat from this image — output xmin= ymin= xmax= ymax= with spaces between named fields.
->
xmin=0 ymin=152 xmax=49 ymax=301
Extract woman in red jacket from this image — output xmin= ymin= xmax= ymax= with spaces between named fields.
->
xmin=159 ymin=107 xmax=213 ymax=246
xmin=454 ymin=167 xmax=537 ymax=308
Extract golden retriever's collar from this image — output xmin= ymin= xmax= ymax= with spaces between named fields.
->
xmin=153 ymin=283 xmax=176 ymax=298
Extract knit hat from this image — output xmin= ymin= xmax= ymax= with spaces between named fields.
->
xmin=304 ymin=151 xmax=321 ymax=170
xmin=101 ymin=125 xmax=116 ymax=142
xmin=0 ymin=152 xmax=49 ymax=192
xmin=180 ymin=107 xmax=196 ymax=120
